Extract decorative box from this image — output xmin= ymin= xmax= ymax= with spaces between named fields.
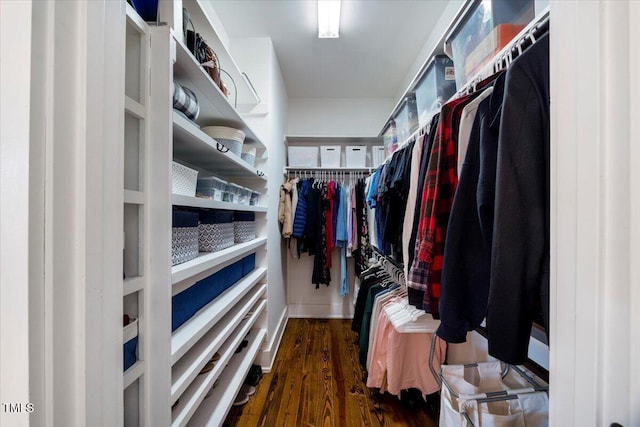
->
xmin=199 ymin=210 xmax=234 ymax=252
xmin=172 ymin=161 xmax=199 ymax=197
xmin=172 ymin=209 xmax=199 ymax=266
xmin=234 ymin=211 xmax=256 ymax=243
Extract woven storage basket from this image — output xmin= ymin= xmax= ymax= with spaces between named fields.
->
xmin=172 ymin=161 xmax=198 ymax=197
xmin=234 ymin=211 xmax=256 ymax=243
xmin=199 ymin=210 xmax=234 ymax=252
xmin=172 ymin=210 xmax=199 ymax=266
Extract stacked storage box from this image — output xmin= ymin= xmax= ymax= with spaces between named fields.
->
xmin=172 ymin=209 xmax=199 ymax=266
xmin=171 ymin=254 xmax=258 ymax=331
xmin=199 ymin=210 xmax=234 ymax=252
xmin=415 ymin=55 xmax=457 ymax=127
xmin=234 ymin=211 xmax=256 ymax=243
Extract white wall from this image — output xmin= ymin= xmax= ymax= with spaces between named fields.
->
xmin=231 ymin=37 xmax=289 ymax=369
xmin=1 ymin=2 xmax=33 ymax=426
xmin=551 ymin=2 xmax=640 ymax=426
xmin=287 ymin=97 xmax=394 ymax=137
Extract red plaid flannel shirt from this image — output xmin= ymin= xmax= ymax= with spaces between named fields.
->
xmin=414 ymin=95 xmax=471 ymax=315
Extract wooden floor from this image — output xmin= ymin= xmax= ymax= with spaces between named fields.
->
xmin=225 ymin=319 xmax=439 ymax=427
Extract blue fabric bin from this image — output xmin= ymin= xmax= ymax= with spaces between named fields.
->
xmin=172 ymin=284 xmax=197 ymax=331
xmin=233 ymin=211 xmax=255 ymax=222
xmin=123 ymin=337 xmax=138 ymax=371
xmin=242 ymin=253 xmax=256 ymax=276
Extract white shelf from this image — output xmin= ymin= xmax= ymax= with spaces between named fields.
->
xmin=171 ymin=267 xmax=267 ymax=364
xmin=172 ymin=194 xmax=267 ymax=212
xmin=172 ymin=35 xmax=265 ymax=151
xmin=124 ymin=360 xmax=144 ymax=389
xmin=123 ymin=276 xmax=144 ymax=296
xmin=285 ymin=135 xmax=383 ymax=146
xmin=181 ymin=0 xmax=260 ymax=109
xmin=171 ymin=290 xmax=266 ymax=404
xmin=171 ymin=237 xmax=266 ymax=285
xmin=172 ymin=111 xmax=267 ymax=180
xmin=187 ymin=329 xmax=267 ymax=427
xmin=124 ymin=189 xmax=145 ymax=205
xmin=125 ymin=95 xmax=145 ymax=119
xmin=284 ymin=166 xmax=374 ymax=173
xmin=171 ymin=320 xmax=266 ymax=427
xmin=126 ymin=3 xmax=150 ymax=35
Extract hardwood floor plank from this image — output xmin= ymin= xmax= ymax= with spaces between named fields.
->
xmin=225 ymin=319 xmax=439 ymax=427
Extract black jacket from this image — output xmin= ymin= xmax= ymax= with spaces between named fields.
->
xmin=487 ymin=34 xmax=550 ymax=364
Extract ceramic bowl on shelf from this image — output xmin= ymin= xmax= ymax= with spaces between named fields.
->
xmin=201 ymin=126 xmax=245 ymax=157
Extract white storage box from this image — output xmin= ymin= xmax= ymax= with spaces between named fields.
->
xmin=346 ymin=146 xmax=367 ymax=168
xmin=172 ymin=161 xmax=198 ymax=197
xmin=288 ymin=146 xmax=319 ymax=167
xmin=320 ymin=146 xmax=341 ymax=167
xmin=372 ymin=146 xmax=385 ymax=167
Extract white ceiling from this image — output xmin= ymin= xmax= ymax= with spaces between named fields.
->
xmin=208 ymin=0 xmax=451 ymax=99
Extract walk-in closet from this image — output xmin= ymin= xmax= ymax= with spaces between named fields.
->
xmin=2 ymin=1 xmax=640 ymax=426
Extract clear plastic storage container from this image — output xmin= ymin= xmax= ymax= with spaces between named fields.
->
xmin=382 ymin=121 xmax=398 ymax=158
xmin=415 ymin=56 xmax=457 ymax=127
xmin=393 ymin=94 xmax=419 ymax=144
xmin=196 ymin=176 xmax=228 ymax=201
xmin=445 ymin=0 xmax=534 ymax=89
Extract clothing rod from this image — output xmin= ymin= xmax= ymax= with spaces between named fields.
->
xmin=371 ymin=246 xmax=404 ymax=271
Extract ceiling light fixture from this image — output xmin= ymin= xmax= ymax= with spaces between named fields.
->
xmin=318 ymin=0 xmax=341 ymax=39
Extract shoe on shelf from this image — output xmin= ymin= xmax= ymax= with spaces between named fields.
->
xmin=245 ymin=364 xmax=263 ymax=386
xmin=240 ymin=384 xmax=256 ymax=396
xmin=198 ymin=352 xmax=221 ymax=375
xmin=235 ymin=339 xmax=249 ymax=354
xmin=232 ymin=391 xmax=249 ymax=406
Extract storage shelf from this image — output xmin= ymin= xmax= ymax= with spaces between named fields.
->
xmin=126 ymin=3 xmax=150 ymax=35
xmin=187 ymin=329 xmax=267 ymax=427
xmin=171 ymin=290 xmax=266 ymax=404
xmin=125 ymin=95 xmax=145 ymax=119
xmin=124 ymin=360 xmax=144 ymax=389
xmin=172 ymin=36 xmax=265 ymax=151
xmin=124 ymin=189 xmax=144 ymax=205
xmin=171 ymin=267 xmax=267 ymax=364
xmin=172 ymin=194 xmax=267 ymax=212
xmin=171 ymin=321 xmax=267 ymax=427
xmin=284 ymin=166 xmax=374 ymax=173
xmin=171 ymin=237 xmax=266 ymax=285
xmin=285 ymin=135 xmax=383 ymax=146
xmin=181 ymin=0 xmax=260 ymax=109
xmin=172 ymin=111 xmax=267 ymax=180
xmin=123 ymin=276 xmax=144 ymax=296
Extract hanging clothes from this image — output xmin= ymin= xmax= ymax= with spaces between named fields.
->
xmin=487 ymin=34 xmax=550 ymax=364
xmin=278 ymin=179 xmax=294 ymax=238
xmin=437 ymin=74 xmax=505 ymax=343
xmin=289 ymin=177 xmax=300 ymax=259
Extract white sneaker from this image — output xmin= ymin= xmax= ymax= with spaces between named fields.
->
xmin=232 ymin=392 xmax=249 ymax=406
xmin=240 ymin=384 xmax=256 ymax=396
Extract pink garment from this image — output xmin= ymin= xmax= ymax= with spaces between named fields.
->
xmin=366 ymin=311 xmax=447 ymax=398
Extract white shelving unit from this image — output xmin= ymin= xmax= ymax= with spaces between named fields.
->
xmin=119 ymin=1 xmax=271 ymax=425
xmin=122 ymin=4 xmax=152 ymax=427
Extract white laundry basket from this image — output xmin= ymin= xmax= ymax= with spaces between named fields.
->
xmin=439 ymin=362 xmax=549 ymax=427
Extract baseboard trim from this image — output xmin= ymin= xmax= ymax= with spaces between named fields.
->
xmin=257 ymin=306 xmax=288 ymax=372
xmin=287 ymin=303 xmax=354 ymax=319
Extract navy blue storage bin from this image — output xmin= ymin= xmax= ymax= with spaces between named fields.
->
xmin=173 ymin=209 xmax=199 ymax=227
xmin=172 ymin=284 xmax=198 ymax=331
xmin=226 ymin=259 xmax=243 ymax=285
xmin=242 ymin=253 xmax=256 ymax=276
xmin=124 ymin=337 xmax=138 ymax=371
xmin=200 ymin=209 xmax=233 ymax=224
xmin=233 ymin=211 xmax=255 ymax=222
